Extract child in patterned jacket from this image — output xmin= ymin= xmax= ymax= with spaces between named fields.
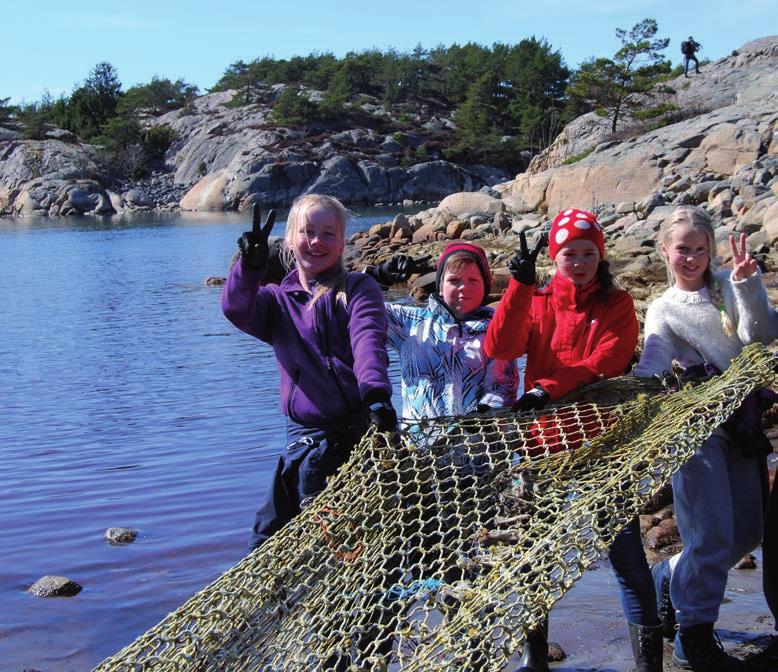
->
xmin=378 ymin=241 xmax=519 ymax=420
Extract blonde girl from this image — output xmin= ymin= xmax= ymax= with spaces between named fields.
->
xmin=635 ymin=205 xmax=776 ymax=671
xmin=222 ymin=194 xmax=396 ymax=552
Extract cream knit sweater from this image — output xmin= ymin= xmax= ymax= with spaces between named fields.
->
xmin=634 ymin=269 xmax=777 ymax=377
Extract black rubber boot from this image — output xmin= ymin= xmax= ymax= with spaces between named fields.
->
xmin=673 ymin=623 xmax=748 ymax=671
xmin=516 ymin=617 xmax=549 ymax=672
xmin=628 ymin=622 xmax=663 ymax=672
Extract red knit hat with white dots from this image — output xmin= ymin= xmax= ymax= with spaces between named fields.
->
xmin=548 ymin=208 xmax=605 ymax=260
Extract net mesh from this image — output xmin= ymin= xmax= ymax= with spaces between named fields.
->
xmin=92 ymin=343 xmax=777 ymax=672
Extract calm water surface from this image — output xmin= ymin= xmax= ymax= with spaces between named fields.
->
xmin=0 ymin=209 xmax=405 ymax=671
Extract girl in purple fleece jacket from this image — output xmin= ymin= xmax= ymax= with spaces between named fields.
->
xmin=222 ymin=194 xmax=396 ymax=551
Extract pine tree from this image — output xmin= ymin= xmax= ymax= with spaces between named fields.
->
xmin=567 ymin=18 xmax=670 ymax=133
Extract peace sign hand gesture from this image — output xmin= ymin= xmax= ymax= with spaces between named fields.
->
xmin=238 ymin=205 xmax=277 ymax=270
xmin=729 ymin=233 xmax=757 ymax=281
xmin=508 ymin=231 xmax=548 ymax=285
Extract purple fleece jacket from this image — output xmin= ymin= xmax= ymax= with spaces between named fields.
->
xmin=222 ymin=261 xmax=392 ymax=427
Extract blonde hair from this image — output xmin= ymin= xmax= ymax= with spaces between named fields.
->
xmin=283 ymin=194 xmax=349 ymax=307
xmin=658 ymin=205 xmax=735 ymax=336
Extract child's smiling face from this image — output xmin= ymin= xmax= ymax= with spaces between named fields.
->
xmin=661 ymin=223 xmax=710 ymax=291
xmin=440 ymin=261 xmax=485 ymax=319
xmin=288 ymin=203 xmax=344 ymax=283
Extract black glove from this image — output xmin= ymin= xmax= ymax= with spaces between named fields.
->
xmin=237 ymin=205 xmax=276 ymax=269
xmin=368 ymin=254 xmax=431 ymax=287
xmin=365 ymin=391 xmax=398 ymax=432
xmin=508 ymin=231 xmax=547 ymax=285
xmin=511 ymin=386 xmax=550 ymax=412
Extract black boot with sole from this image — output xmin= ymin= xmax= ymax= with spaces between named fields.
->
xmin=516 ymin=617 xmax=549 ymax=672
xmin=673 ymin=623 xmax=748 ymax=671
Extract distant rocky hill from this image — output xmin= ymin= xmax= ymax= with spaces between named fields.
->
xmin=1 ymin=35 xmax=775 ymax=241
xmin=0 ymin=85 xmax=510 ymax=217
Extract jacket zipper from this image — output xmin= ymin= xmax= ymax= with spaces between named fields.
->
xmin=315 ymin=294 xmax=354 ymax=416
xmin=287 ymin=368 xmax=302 ymax=423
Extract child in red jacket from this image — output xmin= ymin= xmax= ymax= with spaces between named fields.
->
xmin=484 ymin=209 xmax=660 ymax=672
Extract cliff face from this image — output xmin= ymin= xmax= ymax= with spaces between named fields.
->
xmin=497 ymin=102 xmax=775 ymax=216
xmin=523 ymin=36 xmax=778 ymax=177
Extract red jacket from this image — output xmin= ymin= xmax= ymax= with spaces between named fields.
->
xmin=484 ymin=274 xmax=638 ymax=400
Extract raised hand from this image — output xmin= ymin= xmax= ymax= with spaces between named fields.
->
xmin=237 ymin=205 xmax=277 ymax=270
xmin=508 ymin=231 xmax=548 ymax=285
xmin=371 ymin=254 xmax=432 ymax=286
xmin=729 ymin=233 xmax=757 ymax=281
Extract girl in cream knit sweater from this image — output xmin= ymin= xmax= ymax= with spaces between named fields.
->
xmin=634 ymin=205 xmax=776 ymax=671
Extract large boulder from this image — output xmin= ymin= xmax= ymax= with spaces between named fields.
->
xmin=494 ymin=171 xmax=552 ymax=213
xmin=231 ymin=161 xmax=318 ymax=208
xmin=0 ymin=139 xmax=105 ymax=216
xmin=437 ymin=192 xmax=504 ymax=218
xmin=180 ymin=171 xmax=231 ymax=211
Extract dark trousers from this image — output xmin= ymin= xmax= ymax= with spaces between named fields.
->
xmin=609 ymin=517 xmax=660 ymax=626
xmin=248 ymin=416 xmax=367 ymax=552
xmin=684 ymin=54 xmax=700 ymax=75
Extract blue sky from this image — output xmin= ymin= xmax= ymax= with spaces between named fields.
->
xmin=4 ymin=0 xmax=775 ymax=104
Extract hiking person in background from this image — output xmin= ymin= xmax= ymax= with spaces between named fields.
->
xmin=222 ymin=195 xmax=396 ymax=553
xmin=484 ymin=209 xmax=662 ymax=672
xmin=682 ymin=36 xmax=702 ymax=77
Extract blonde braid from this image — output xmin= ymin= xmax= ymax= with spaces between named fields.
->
xmin=707 ymin=272 xmax=736 ymax=337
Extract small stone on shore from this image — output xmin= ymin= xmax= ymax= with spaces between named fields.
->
xmin=548 ymin=640 xmax=566 ymax=661
xmin=735 ymin=553 xmax=757 ymax=570
xmin=28 ymin=575 xmax=82 ymax=597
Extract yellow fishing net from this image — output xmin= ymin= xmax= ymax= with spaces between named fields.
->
xmin=92 ymin=343 xmax=777 ymax=672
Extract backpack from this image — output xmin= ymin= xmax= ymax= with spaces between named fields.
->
xmin=680 ymin=41 xmax=689 ymax=55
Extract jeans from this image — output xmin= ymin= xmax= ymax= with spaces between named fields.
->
xmin=248 ymin=416 xmax=367 ymax=551
xmin=609 ymin=517 xmax=660 ymax=625
xmin=670 ymin=430 xmax=763 ymax=626
xmin=684 ymin=54 xmax=700 ymax=75
xmin=762 ymin=457 xmax=778 ymax=630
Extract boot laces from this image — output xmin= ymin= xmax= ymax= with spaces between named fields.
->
xmin=635 ymin=628 xmax=661 ymax=663
xmin=687 ymin=629 xmax=728 ymax=661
